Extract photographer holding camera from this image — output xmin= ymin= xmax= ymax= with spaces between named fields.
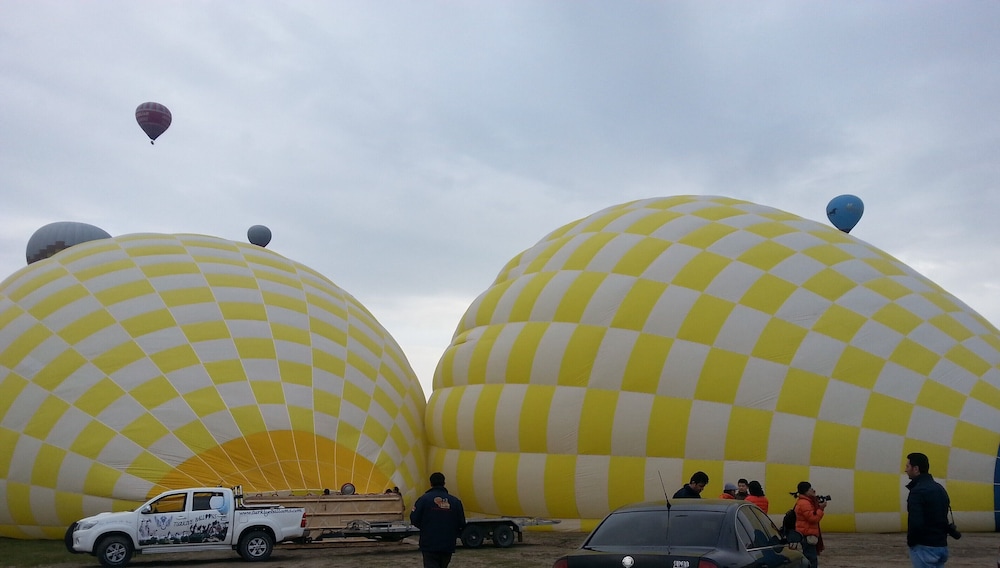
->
xmin=791 ymin=481 xmax=826 ymax=568
xmin=905 ymin=452 xmax=954 ymax=567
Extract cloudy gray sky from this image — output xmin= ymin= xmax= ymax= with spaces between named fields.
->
xmin=2 ymin=1 xmax=998 ymax=397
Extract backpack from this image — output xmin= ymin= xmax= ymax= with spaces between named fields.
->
xmin=781 ymin=508 xmax=797 ymax=536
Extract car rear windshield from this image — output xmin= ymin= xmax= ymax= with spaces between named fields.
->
xmin=587 ymin=510 xmax=723 ymax=548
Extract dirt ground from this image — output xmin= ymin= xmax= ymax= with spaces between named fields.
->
xmin=24 ymin=531 xmax=998 ymax=568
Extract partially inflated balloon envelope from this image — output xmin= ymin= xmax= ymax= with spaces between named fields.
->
xmin=135 ymin=102 xmax=172 ymax=144
xmin=25 ymin=221 xmax=111 ymax=264
xmin=428 ymin=195 xmax=1000 ymax=532
xmin=827 ymin=194 xmax=864 ymax=233
xmin=0 ymin=234 xmax=426 ymax=538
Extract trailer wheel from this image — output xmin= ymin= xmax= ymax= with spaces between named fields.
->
xmin=461 ymin=524 xmax=485 ymax=548
xmin=96 ymin=535 xmax=133 ymax=568
xmin=238 ymin=530 xmax=274 ymax=561
xmin=492 ymin=523 xmax=515 ymax=548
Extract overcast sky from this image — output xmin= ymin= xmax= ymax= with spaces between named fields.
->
xmin=2 ymin=1 xmax=998 ymax=398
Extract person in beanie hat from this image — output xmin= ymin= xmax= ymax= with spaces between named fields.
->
xmin=792 ymin=481 xmax=826 ymax=567
xmin=410 ymin=472 xmax=466 ymax=568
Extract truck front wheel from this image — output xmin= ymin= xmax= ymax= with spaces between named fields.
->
xmin=238 ymin=530 xmax=274 ymax=561
xmin=96 ymin=535 xmax=133 ymax=568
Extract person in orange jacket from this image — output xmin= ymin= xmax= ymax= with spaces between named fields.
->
xmin=792 ymin=481 xmax=827 ymax=567
xmin=719 ymin=482 xmax=738 ymax=499
xmin=745 ymin=480 xmax=769 ymax=513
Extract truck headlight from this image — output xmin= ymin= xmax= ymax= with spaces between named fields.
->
xmin=77 ymin=520 xmax=97 ymax=531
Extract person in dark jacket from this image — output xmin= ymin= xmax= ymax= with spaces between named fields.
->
xmin=673 ymin=471 xmax=709 ymax=498
xmin=905 ymin=452 xmax=951 ymax=567
xmin=410 ymin=472 xmax=466 ymax=568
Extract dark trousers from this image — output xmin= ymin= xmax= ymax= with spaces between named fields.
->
xmin=421 ymin=550 xmax=453 ymax=568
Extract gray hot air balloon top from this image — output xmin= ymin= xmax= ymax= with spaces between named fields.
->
xmin=247 ymin=225 xmax=272 ymax=247
xmin=26 ymin=222 xmax=112 ymax=265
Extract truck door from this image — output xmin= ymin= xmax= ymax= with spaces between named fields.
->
xmin=190 ymin=491 xmax=230 ymax=543
xmin=139 ymin=491 xmax=189 ymax=546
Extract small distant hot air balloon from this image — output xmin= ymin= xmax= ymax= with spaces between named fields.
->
xmin=26 ymin=221 xmax=111 ymax=264
xmin=135 ymin=102 xmax=172 ymax=145
xmin=248 ymin=225 xmax=272 ymax=247
xmin=826 ymin=194 xmax=864 ymax=233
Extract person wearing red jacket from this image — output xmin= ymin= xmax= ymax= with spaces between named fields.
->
xmin=792 ymin=481 xmax=827 ymax=568
xmin=745 ymin=480 xmax=769 ymax=513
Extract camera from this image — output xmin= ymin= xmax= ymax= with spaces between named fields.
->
xmin=817 ymin=495 xmax=832 ymax=503
xmin=947 ymin=522 xmax=962 ymax=540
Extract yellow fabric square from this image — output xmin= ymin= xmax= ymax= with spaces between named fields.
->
xmin=347 ymin=324 xmax=381 ymax=357
xmin=230 ymin=405 xmax=267 ymax=436
xmin=175 ymin=421 xmax=216 ymax=453
xmin=272 ymin=322 xmax=310 ymax=346
xmin=0 ymin=323 xmax=49 ymax=369
xmin=812 ymin=304 xmax=867 ymax=343
xmin=70 ymin=421 xmax=116 ymax=459
xmin=915 ymin=381 xmax=964 ymax=418
xmin=184 ymin=387 xmax=227 ymax=417
xmin=255 ymin=268 xmax=304 ymax=289
xmin=0 ymin=428 xmax=19 ymax=476
xmin=544 ymin=453 xmax=579 ymax=518
xmin=251 ymin=381 xmax=284 ymax=405
xmin=802 ymin=244 xmax=853 ymax=266
xmin=944 ymin=344 xmax=991 ymax=377
xmin=140 ymin=261 xmax=200 ymax=278
xmin=890 ymin=338 xmax=939 ymax=375
xmin=751 ymin=319 xmax=807 ymax=366
xmin=613 ymin=239 xmax=671 ymax=278
xmin=558 ymin=325 xmax=605 ymax=387
xmin=131 ymin=377 xmax=180 ymax=410
xmin=464 ymin=324 xmax=501 ymax=387
xmin=612 ymin=280 xmax=667 ymax=331
xmin=578 ymin=389 xmax=617 ymax=455
xmin=506 ymin=322 xmax=547 ymax=384
xmin=831 ymin=346 xmax=884 ymax=389
xmin=82 ymin=461 xmax=122 ymax=497
xmin=471 ymin=385 xmax=502 ymax=451
xmin=9 ymin=267 xmax=69 ymax=301
xmin=31 ymin=444 xmax=66 ymax=488
xmin=161 ymin=286 xmax=214 ymax=307
xmin=946 ymin=480 xmax=993 ymax=512
xmin=724 ymin=407 xmax=771 ymax=461
xmin=563 ymin=233 xmax=617 ymax=271
xmin=58 ymin=309 xmax=116 ymax=345
xmin=677 ymin=222 xmax=736 ymax=249
xmin=765 ymin=462 xmax=811 ymax=510
xmin=234 ymin=337 xmax=276 ymax=359
xmin=677 ymin=295 xmax=735 ymax=345
xmin=802 ymin=268 xmax=855 ymax=301
xmin=864 ymin=277 xmax=912 ymax=301
xmin=262 ymin=290 xmax=308 ymax=314
xmin=435 ymin=387 xmax=462 ymax=449
xmin=76 ymin=378 xmax=125 ymax=416
xmin=852 ymin=470 xmax=899 ymax=513
xmin=151 ymin=344 xmax=200 ymax=374
xmin=862 ymin=393 xmax=912 ymax=435
xmin=951 ymin=421 xmax=996 ymax=455
xmin=313 ymin=389 xmax=341 ymax=417
xmin=921 ymin=292 xmax=959 ymax=313
xmin=554 ymin=273 xmax=608 ymax=323
xmin=205 ymin=359 xmax=248 ymax=384
xmin=775 ymin=369 xmax=827 ymax=417
xmin=121 ymin=413 xmax=170 ymax=447
xmin=492 ymin=452 xmax=524 ymax=515
xmin=75 ymin=258 xmax=133 ymax=281
xmin=810 ymin=421 xmax=858 ymax=468
xmin=94 ymin=280 xmax=156 ymax=306
xmin=623 ymin=210 xmax=683 ymax=236
xmin=646 ymin=396 xmax=691 ymax=458
xmin=622 ymin=334 xmax=672 ymax=394
xmin=220 ymin=302 xmax=267 ymax=321
xmin=524 ymin=239 xmax=572 ymax=275
xmin=694 ymin=349 xmax=747 ymax=404
xmin=304 ymin=292 xmax=347 ymax=321
xmin=6 ymin=482 xmax=34 ymax=525
xmin=35 ymin=350 xmax=87 ymax=391
xmin=23 ymin=396 xmax=70 ymax=439
xmin=744 ymin=221 xmax=798 ymax=239
xmin=342 ymin=380 xmax=372 ymax=412
xmin=519 ymin=386 xmax=554 ymax=453
xmin=347 ymin=350 xmax=377 ymax=381
xmin=872 ymin=303 xmax=922 ymax=335
xmin=739 ymin=273 xmax=797 ymax=314
xmin=607 ymin=456 xmax=647 ymax=509
xmin=288 ymin=406 xmax=314 ymax=434
xmin=310 ymin=317 xmax=346 ymax=346
xmin=182 ymin=321 xmax=231 ymax=343
xmin=969 ymin=380 xmax=1000 ymax=411
xmin=672 ymin=251 xmax=731 ymax=291
xmin=121 ymin=308 xmax=176 ymax=337
xmin=509 ymin=273 xmax=557 ymax=323
xmin=362 ymin=415 xmax=389 ymax=446
xmin=28 ymin=283 xmax=88 ymax=319
xmin=248 ymin=254 xmax=297 ymax=274
xmin=92 ymin=340 xmax=144 ymax=375
xmin=278 ymin=360 xmax=312 ymax=386
xmin=205 ymin=273 xmax=258 ymax=289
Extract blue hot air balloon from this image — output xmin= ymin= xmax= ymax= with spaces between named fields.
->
xmin=247 ymin=225 xmax=272 ymax=247
xmin=826 ymin=194 xmax=864 ymax=233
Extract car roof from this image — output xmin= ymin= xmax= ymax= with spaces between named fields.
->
xmin=612 ymin=499 xmax=744 ymax=514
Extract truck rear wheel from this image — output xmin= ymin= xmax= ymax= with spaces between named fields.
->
xmin=238 ymin=530 xmax=274 ymax=561
xmin=461 ymin=524 xmax=485 ymax=548
xmin=492 ymin=523 xmax=515 ymax=548
xmin=96 ymin=535 xmax=133 ymax=568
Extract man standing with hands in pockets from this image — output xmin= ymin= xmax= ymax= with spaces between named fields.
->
xmin=411 ymin=472 xmax=466 ymax=568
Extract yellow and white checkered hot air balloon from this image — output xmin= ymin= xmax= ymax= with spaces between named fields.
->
xmin=427 ymin=195 xmax=1000 ymax=532
xmin=0 ymin=233 xmax=426 ymax=539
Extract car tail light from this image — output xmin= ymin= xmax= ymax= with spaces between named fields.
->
xmin=697 ymin=560 xmax=720 ymax=568
xmin=552 ymin=558 xmax=569 ymax=568
xmin=301 ymin=513 xmax=308 ymax=528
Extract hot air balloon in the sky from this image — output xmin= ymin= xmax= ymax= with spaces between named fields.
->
xmin=135 ymin=102 xmax=172 ymax=144
xmin=247 ymin=225 xmax=272 ymax=247
xmin=826 ymin=194 xmax=864 ymax=233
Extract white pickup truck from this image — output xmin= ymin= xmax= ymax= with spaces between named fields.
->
xmin=65 ymin=486 xmax=306 ymax=568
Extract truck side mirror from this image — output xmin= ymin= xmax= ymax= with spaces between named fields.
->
xmin=140 ymin=505 xmax=152 ymax=514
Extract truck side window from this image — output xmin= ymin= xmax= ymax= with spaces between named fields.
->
xmin=149 ymin=493 xmax=187 ymax=514
xmin=193 ymin=492 xmax=215 ymax=511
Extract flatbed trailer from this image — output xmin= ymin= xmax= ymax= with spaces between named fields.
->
xmin=242 ymin=490 xmax=558 ymax=548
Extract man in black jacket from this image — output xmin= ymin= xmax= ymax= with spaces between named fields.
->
xmin=905 ymin=452 xmax=951 ymax=567
xmin=673 ymin=471 xmax=709 ymax=498
xmin=410 ymin=472 xmax=466 ymax=568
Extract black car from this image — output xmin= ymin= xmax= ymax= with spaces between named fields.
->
xmin=552 ymin=499 xmax=808 ymax=568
